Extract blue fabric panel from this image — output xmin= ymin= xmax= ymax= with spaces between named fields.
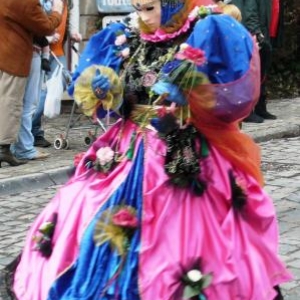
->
xmin=48 ymin=143 xmax=145 ymax=300
xmin=68 ymin=22 xmax=126 ymax=96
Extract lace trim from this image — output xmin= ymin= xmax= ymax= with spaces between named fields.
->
xmin=140 ymin=5 xmax=219 ymax=43
xmin=140 ymin=6 xmax=199 ymax=42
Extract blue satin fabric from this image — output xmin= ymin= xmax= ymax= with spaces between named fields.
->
xmin=48 ymin=143 xmax=145 ymax=300
xmin=187 ymin=15 xmax=253 ymax=83
xmin=161 ymin=1 xmax=184 ymax=25
xmin=68 ymin=22 xmax=125 ymax=96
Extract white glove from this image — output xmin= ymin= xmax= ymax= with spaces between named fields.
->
xmin=46 ymin=33 xmax=61 ymax=44
xmin=70 ymin=31 xmax=82 ymax=42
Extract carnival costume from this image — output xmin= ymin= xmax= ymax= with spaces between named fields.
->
xmin=4 ymin=1 xmax=292 ymax=299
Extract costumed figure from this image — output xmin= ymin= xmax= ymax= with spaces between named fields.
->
xmin=1 ymin=0 xmax=292 ymax=299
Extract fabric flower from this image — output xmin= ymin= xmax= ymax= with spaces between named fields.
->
xmin=187 ymin=270 xmax=203 ymax=282
xmin=120 ymin=47 xmax=130 ymax=59
xmin=175 ymin=44 xmax=206 ymax=66
xmin=94 ymin=205 xmax=138 ymax=255
xmin=96 ymin=147 xmax=114 ymax=166
xmin=183 ymin=268 xmax=212 ymax=299
xmin=33 ymin=213 xmax=58 ymax=258
xmin=74 ymin=152 xmax=86 ymax=167
xmin=142 ymin=71 xmax=158 ymax=87
xmin=112 ymin=208 xmax=138 ymax=228
xmin=188 ymin=6 xmax=200 ymax=20
xmin=115 ymin=33 xmax=127 ymax=46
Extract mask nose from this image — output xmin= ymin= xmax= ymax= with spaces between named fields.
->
xmin=140 ymin=12 xmax=151 ymax=24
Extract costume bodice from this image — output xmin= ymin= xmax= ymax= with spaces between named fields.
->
xmin=122 ymin=30 xmax=191 ymax=111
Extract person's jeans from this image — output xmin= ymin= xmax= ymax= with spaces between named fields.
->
xmin=32 ymin=55 xmax=67 ymax=138
xmin=11 ymin=52 xmax=42 ymax=159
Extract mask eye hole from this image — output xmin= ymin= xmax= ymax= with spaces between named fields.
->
xmin=132 ymin=5 xmax=141 ymax=12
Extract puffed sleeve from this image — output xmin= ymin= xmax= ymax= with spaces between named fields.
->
xmin=68 ymin=22 xmax=127 ymax=96
xmin=185 ymin=14 xmax=260 ymax=122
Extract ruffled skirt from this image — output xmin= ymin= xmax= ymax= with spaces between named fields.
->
xmin=12 ymin=120 xmax=292 ymax=300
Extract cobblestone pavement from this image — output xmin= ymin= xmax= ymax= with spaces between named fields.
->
xmin=0 ymin=137 xmax=299 ymax=299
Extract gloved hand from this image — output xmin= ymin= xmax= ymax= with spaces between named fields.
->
xmin=256 ymin=32 xmax=265 ymax=49
xmin=47 ymin=33 xmax=61 ymax=44
xmin=41 ymin=58 xmax=51 ymax=72
xmin=91 ymin=69 xmax=111 ymax=100
xmin=151 ymin=81 xmax=187 ymax=106
xmin=70 ymin=31 xmax=82 ymax=43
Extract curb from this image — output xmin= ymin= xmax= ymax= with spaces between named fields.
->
xmin=251 ymin=124 xmax=300 ymax=143
xmin=0 ymin=124 xmax=299 ymax=195
xmin=0 ymin=166 xmax=74 ymax=196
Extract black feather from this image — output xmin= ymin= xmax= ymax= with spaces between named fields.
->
xmin=154 ymin=113 xmax=179 ymax=136
xmin=229 ymin=170 xmax=247 ymax=210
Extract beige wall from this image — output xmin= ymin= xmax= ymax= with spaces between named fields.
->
xmin=79 ymin=0 xmax=99 ymax=52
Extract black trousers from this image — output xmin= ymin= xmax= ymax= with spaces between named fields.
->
xmin=257 ymin=42 xmax=272 ymax=106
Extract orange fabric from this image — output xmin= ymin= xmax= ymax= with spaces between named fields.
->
xmin=189 ymin=90 xmax=264 ymax=186
xmin=50 ymin=2 xmax=68 ymax=56
xmin=186 ymin=53 xmax=264 ymax=187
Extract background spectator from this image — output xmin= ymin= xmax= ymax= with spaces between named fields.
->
xmin=9 ymin=0 xmax=62 ymax=161
xmin=232 ymin=0 xmax=283 ymax=123
xmin=0 ymin=0 xmax=62 ymax=167
xmin=32 ymin=0 xmax=82 ymax=148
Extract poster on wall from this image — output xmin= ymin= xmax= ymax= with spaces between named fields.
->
xmin=97 ymin=0 xmax=133 ymax=13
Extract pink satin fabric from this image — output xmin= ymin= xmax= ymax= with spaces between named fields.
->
xmin=13 ymin=120 xmax=292 ymax=299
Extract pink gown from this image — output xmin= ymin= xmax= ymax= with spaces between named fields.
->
xmin=13 ymin=119 xmax=292 ymax=300
xmin=10 ymin=9 xmax=292 ymax=300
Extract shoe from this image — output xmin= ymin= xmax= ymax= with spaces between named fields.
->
xmin=255 ymin=109 xmax=277 ymax=120
xmin=0 ymin=145 xmax=28 ymax=167
xmin=34 ymin=136 xmax=51 ymax=148
xmin=243 ymin=112 xmax=264 ymax=123
xmin=31 ymin=151 xmax=50 ymax=160
xmin=274 ymin=286 xmax=284 ymax=300
xmin=255 ymin=101 xmax=277 ymax=120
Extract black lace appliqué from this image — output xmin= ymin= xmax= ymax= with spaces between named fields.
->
xmin=162 ymin=122 xmax=207 ymax=195
xmin=229 ymin=170 xmax=247 ymax=211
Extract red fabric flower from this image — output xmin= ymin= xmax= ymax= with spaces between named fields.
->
xmin=74 ymin=152 xmax=86 ymax=167
xmin=112 ymin=208 xmax=138 ymax=228
xmin=175 ymin=44 xmax=206 ymax=66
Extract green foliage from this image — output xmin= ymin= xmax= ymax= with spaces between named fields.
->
xmin=268 ymin=0 xmax=300 ymax=99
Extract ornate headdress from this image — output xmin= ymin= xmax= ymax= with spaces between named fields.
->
xmin=137 ymin=0 xmax=196 ymax=34
xmin=160 ymin=0 xmax=185 ymax=25
xmin=135 ymin=0 xmax=217 ymax=35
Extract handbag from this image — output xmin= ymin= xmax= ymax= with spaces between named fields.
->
xmin=43 ymin=64 xmax=64 ymax=118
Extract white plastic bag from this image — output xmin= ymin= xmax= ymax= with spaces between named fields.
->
xmin=43 ymin=64 xmax=64 ymax=118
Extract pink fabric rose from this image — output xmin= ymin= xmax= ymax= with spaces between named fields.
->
xmin=96 ymin=147 xmax=114 ymax=166
xmin=74 ymin=152 xmax=86 ymax=167
xmin=175 ymin=44 xmax=206 ymax=66
xmin=142 ymin=71 xmax=158 ymax=87
xmin=112 ymin=208 xmax=138 ymax=228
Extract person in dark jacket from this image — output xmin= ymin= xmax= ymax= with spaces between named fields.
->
xmin=232 ymin=0 xmax=283 ymax=123
xmin=0 ymin=0 xmax=62 ymax=167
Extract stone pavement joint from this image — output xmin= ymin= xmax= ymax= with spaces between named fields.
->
xmin=0 ymin=97 xmax=299 ymax=195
